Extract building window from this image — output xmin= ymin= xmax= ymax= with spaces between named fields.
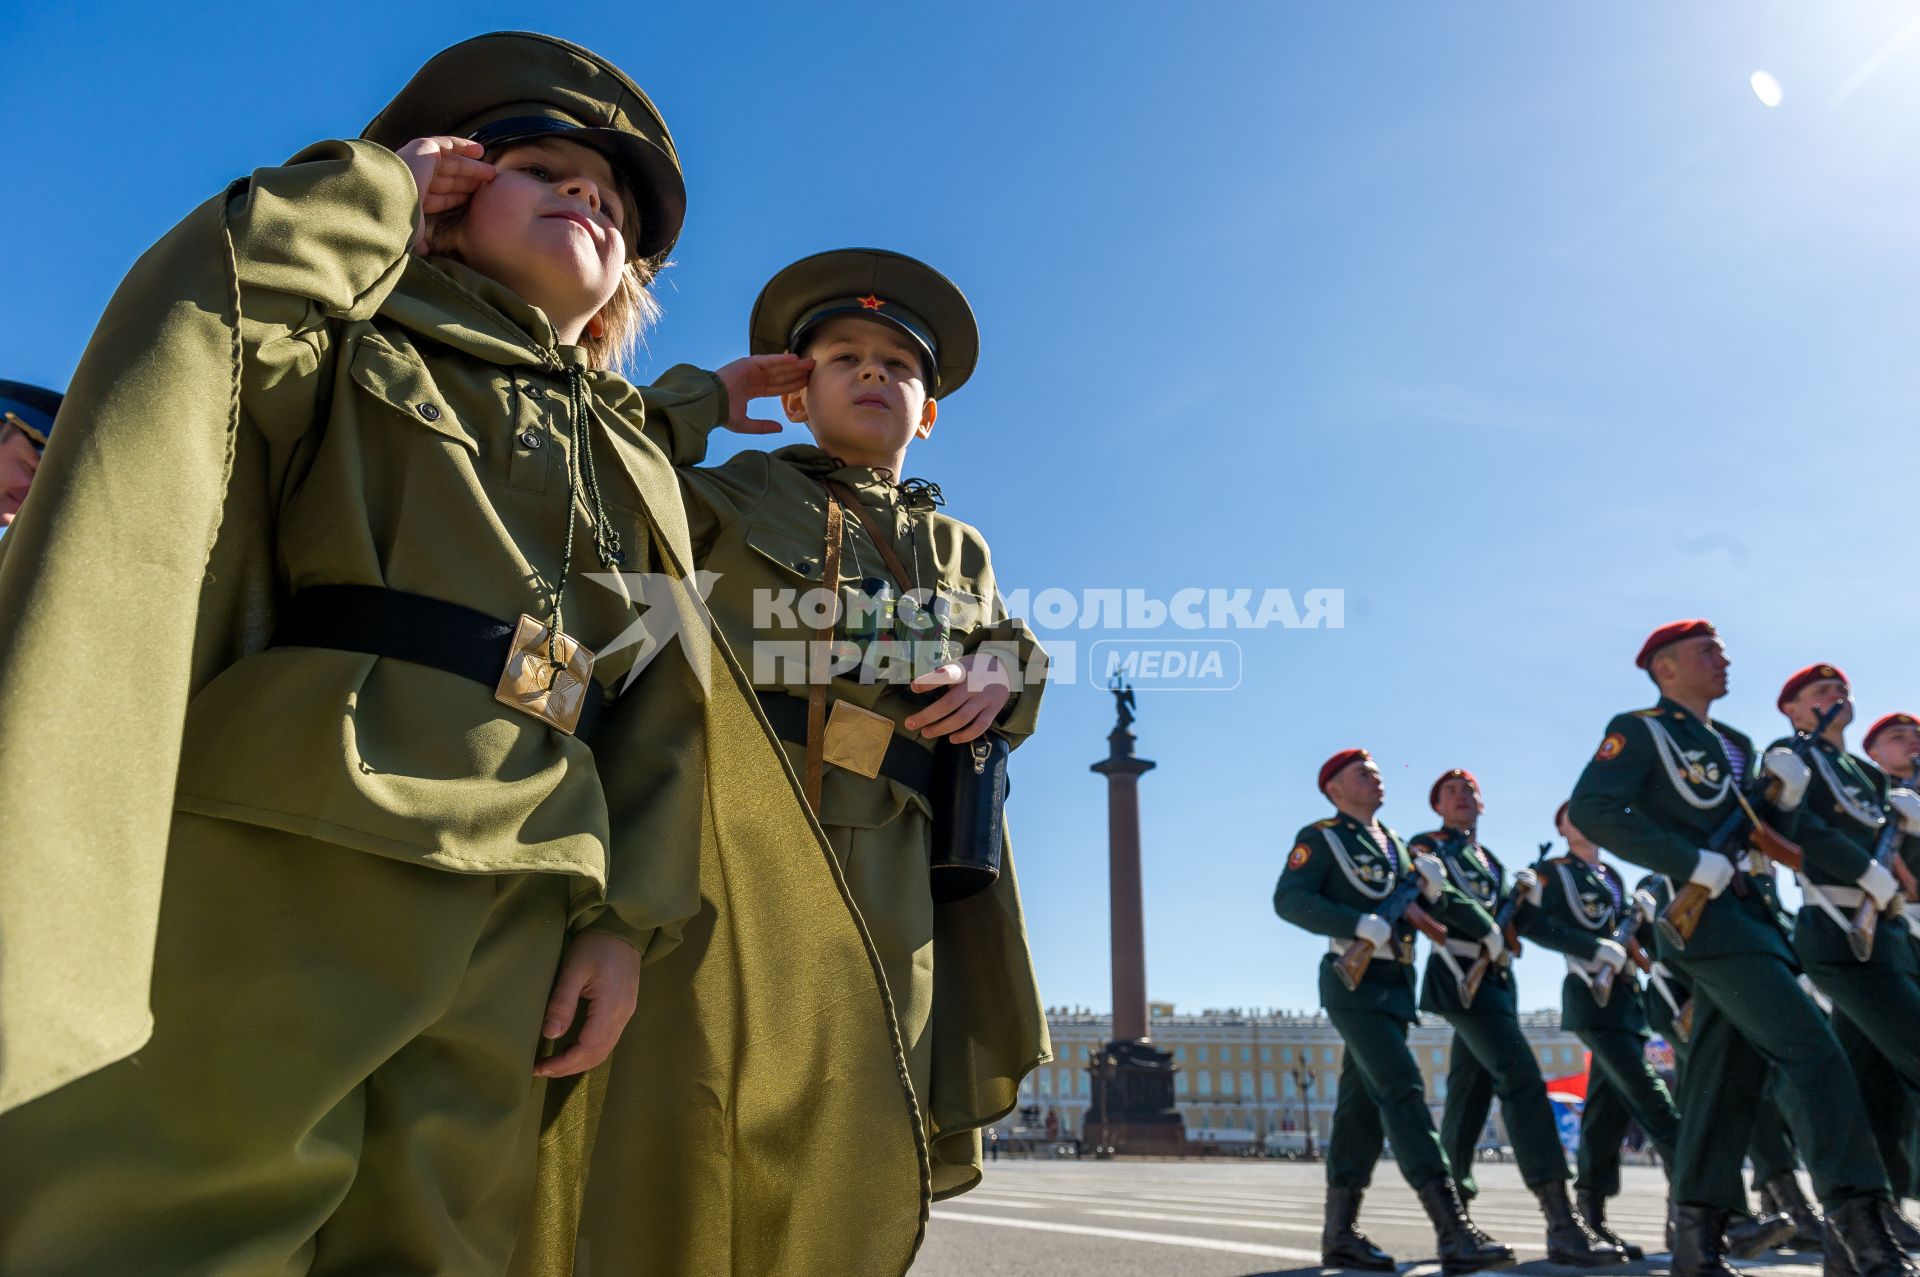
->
xmin=1199 ymin=1072 xmax=1213 ymax=1096
xmin=1562 ymin=1046 xmax=1577 ymax=1066
xmin=1436 ymin=1075 xmax=1448 ymax=1100
xmin=1283 ymin=1073 xmax=1295 ymax=1098
xmin=1197 ymin=1046 xmax=1209 ymax=1063
xmin=1240 ymin=1071 xmax=1254 ymax=1098
xmin=1177 ymin=1071 xmax=1190 ymax=1097
xmin=1322 ymin=1047 xmax=1335 ymax=1065
xmin=1261 ymin=1047 xmax=1272 ymax=1063
xmin=1174 ymin=1047 xmax=1185 ymax=1061
xmin=1040 ymin=1072 xmax=1052 ymax=1096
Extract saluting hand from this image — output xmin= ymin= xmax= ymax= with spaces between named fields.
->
xmin=533 ymin=930 xmax=641 ymax=1079
xmin=714 ymin=354 xmax=815 ymax=435
xmin=906 ymin=651 xmax=1013 ymax=744
xmin=396 ymin=136 xmax=497 ymax=253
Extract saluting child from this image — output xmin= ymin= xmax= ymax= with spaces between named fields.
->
xmin=632 ymin=249 xmax=1050 ymax=1199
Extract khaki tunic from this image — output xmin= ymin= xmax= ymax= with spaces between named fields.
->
xmin=639 ymin=412 xmax=1051 ymax=1198
xmin=0 ymin=140 xmax=925 ymax=1274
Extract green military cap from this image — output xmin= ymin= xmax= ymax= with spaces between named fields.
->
xmin=363 ymin=31 xmax=686 ymax=262
xmin=751 ymin=249 xmax=979 ymax=397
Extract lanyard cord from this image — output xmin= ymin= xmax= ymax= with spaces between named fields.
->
xmin=546 ymin=365 xmax=624 ymax=673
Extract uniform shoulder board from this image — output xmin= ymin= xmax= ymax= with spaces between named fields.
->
xmin=1313 ymin=817 xmax=1338 ymax=828
xmin=1633 ymin=708 xmax=1663 ymax=718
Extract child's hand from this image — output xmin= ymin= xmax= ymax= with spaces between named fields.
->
xmin=714 ymin=354 xmax=814 ymax=435
xmin=532 ymin=930 xmax=641 ymax=1078
xmin=395 ymin=136 xmax=496 ymax=253
xmin=906 ymin=652 xmax=1013 ymax=743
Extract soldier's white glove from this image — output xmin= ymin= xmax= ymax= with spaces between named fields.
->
xmin=1889 ymin=788 xmax=1920 ymax=835
xmin=1858 ymin=861 xmax=1899 ymax=911
xmin=1414 ymin=853 xmax=1446 ymax=902
xmin=1514 ymin=868 xmax=1542 ymax=906
xmin=1762 ymin=749 xmax=1811 ymax=812
xmin=1593 ymin=938 xmax=1629 ymax=972
xmin=1355 ymin=913 xmax=1392 ymax=948
xmin=1480 ymin=928 xmax=1505 ymax=960
xmin=1688 ymin=851 xmax=1736 ymax=898
xmin=1632 ymin=889 xmax=1659 ymax=924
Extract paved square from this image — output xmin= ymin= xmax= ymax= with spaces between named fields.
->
xmin=911 ymin=1160 xmax=1822 ymax=1277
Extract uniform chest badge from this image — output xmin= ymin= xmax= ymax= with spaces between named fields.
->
xmin=1680 ymin=748 xmax=1723 ymax=787
xmin=1355 ymin=849 xmax=1392 ymax=886
xmin=1579 ymin=890 xmax=1609 ymax=922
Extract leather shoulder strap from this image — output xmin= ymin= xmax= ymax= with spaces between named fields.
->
xmin=825 ymin=479 xmax=917 ymax=595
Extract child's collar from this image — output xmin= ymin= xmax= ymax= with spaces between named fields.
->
xmin=771 ymin=445 xmax=943 ymax=509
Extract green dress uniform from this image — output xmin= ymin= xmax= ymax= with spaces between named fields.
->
xmin=1569 ymin=698 xmax=1889 ymax=1221
xmin=1410 ymin=830 xmax=1571 ymax=1198
xmin=634 ymin=250 xmax=1049 ymax=1203
xmin=0 ymin=37 xmax=927 ymax=1277
xmin=1772 ymin=734 xmax=1920 ymax=1204
xmin=1526 ymin=856 xmax=1680 ymax=1202
xmin=1275 ymin=815 xmax=1496 ymax=1191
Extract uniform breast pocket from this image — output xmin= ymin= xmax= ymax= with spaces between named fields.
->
xmin=348 ymin=337 xmax=478 ymax=456
xmin=744 ymin=521 xmax=837 ymax=587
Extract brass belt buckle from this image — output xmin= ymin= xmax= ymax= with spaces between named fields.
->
xmin=821 ymin=700 xmax=893 ymax=780
xmin=496 ymin=614 xmax=595 ymax=735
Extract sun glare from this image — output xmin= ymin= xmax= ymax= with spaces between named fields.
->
xmin=1750 ymin=70 xmax=1785 ymax=107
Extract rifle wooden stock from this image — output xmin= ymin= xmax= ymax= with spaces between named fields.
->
xmin=1849 ymin=897 xmax=1880 ymax=962
xmin=1460 ymin=952 xmax=1491 ymax=1008
xmin=1626 ymin=935 xmax=1653 ymax=973
xmin=1657 ymin=881 xmax=1712 ymax=952
xmin=1674 ymin=997 xmax=1694 ymax=1044
xmin=1896 ymin=859 xmax=1919 ymax=900
xmin=1333 ymin=939 xmax=1376 ymax=992
xmin=1503 ymin=922 xmax=1522 ymax=958
xmin=1747 ymin=819 xmax=1804 ymax=874
xmin=1590 ymin=961 xmax=1618 ymax=1008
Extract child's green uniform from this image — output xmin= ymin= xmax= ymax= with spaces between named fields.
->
xmin=0 ymin=133 xmax=923 ymax=1276
xmin=637 ymin=386 xmax=1050 ymax=1198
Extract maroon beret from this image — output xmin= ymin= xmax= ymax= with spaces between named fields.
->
xmin=1554 ymin=800 xmax=1571 ymax=830
xmin=1429 ymin=768 xmax=1480 ymax=812
xmin=1777 ymin=663 xmax=1848 ymax=710
xmin=1318 ymin=748 xmax=1370 ymax=793
xmin=1865 ymin=713 xmax=1919 ymax=755
xmin=1635 ymin=619 xmax=1717 ymax=670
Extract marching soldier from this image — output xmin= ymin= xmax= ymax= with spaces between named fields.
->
xmin=1523 ymin=801 xmax=1681 ymax=1261
xmin=1276 ymin=748 xmax=1515 ymax=1276
xmin=1865 ymin=711 xmax=1920 ymax=1212
xmin=1772 ymin=669 xmax=1920 ymax=1248
xmin=1413 ymin=770 xmax=1621 ymax=1265
xmin=1569 ymin=620 xmax=1912 ymax=1277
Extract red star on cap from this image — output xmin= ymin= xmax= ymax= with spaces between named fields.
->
xmin=858 ymin=295 xmax=885 ymax=310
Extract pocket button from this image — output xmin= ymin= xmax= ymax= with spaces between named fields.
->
xmin=418 ymin=403 xmax=441 ymax=422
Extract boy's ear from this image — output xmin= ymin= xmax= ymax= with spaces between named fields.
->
xmin=586 ymin=313 xmax=607 ymax=340
xmin=915 ymin=398 xmax=937 ymax=441
xmin=782 ymin=387 xmax=809 ymax=424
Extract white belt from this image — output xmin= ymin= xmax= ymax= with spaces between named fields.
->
xmin=1798 ymin=874 xmax=1863 ymax=931
xmin=1805 ymin=881 xmax=1867 ymax=909
xmin=1330 ymin=937 xmax=1413 ymax=963
xmin=1443 ymin=937 xmax=1481 ymax=959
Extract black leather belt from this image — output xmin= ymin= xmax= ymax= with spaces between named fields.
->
xmin=754 ymin=690 xmax=933 ymax=796
xmin=270 ymin=585 xmax=607 ymax=741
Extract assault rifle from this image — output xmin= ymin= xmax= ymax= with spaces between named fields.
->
xmin=1658 ymin=699 xmax=1845 ymax=952
xmin=1334 ymin=869 xmax=1449 ymax=992
xmin=1589 ymin=888 xmax=1656 ymax=1008
xmin=1458 ymin=843 xmax=1547 ymax=1009
xmin=1845 ymin=791 xmax=1920 ymax=962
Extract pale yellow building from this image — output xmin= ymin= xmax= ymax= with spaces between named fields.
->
xmin=1021 ymin=1004 xmax=1586 ymax=1148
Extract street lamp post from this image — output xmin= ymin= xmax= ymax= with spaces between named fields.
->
xmin=1293 ymin=1066 xmax=1319 ymax=1161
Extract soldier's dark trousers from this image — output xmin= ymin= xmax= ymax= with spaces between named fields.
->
xmin=1326 ymin=1007 xmax=1451 ymax=1189
xmin=1673 ymin=951 xmax=1887 ymax=1213
xmin=1746 ymin=1079 xmax=1800 ymax=1188
xmin=1441 ymin=1045 xmax=1498 ymax=1197
xmin=1800 ymin=942 xmax=1920 ymax=1191
xmin=1438 ymin=1006 xmax=1570 ymax=1192
xmin=1575 ymin=1027 xmax=1679 ymax=1197
xmin=0 ymin=813 xmax=568 ymax=1277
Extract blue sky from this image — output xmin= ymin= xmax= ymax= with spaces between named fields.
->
xmin=5 ymin=2 xmax=1919 ymax=1017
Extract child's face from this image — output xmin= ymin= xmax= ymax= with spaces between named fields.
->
xmin=783 ymin=316 xmax=936 ymax=462
xmin=0 ymin=426 xmax=40 ymax=527
xmin=441 ymin=138 xmax=630 ymax=340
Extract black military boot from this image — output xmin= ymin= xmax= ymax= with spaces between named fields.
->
xmin=1829 ymin=1194 xmax=1920 ymax=1277
xmin=1533 ymin=1180 xmax=1627 ymax=1266
xmin=1724 ymin=1208 xmax=1796 ymax=1258
xmin=1416 ymin=1176 xmax=1517 ymax=1276
xmin=1762 ymin=1175 xmax=1827 ymax=1251
xmin=1578 ymin=1188 xmax=1645 ymax=1261
xmin=1829 ymin=1217 xmax=1860 ymax=1277
xmin=1671 ymin=1203 xmax=1739 ymax=1277
xmin=1884 ymin=1198 xmax=1920 ymax=1252
xmin=1321 ymin=1185 xmax=1396 ymax=1271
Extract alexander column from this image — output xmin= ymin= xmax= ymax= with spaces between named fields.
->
xmin=1085 ymin=679 xmax=1184 ymax=1156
